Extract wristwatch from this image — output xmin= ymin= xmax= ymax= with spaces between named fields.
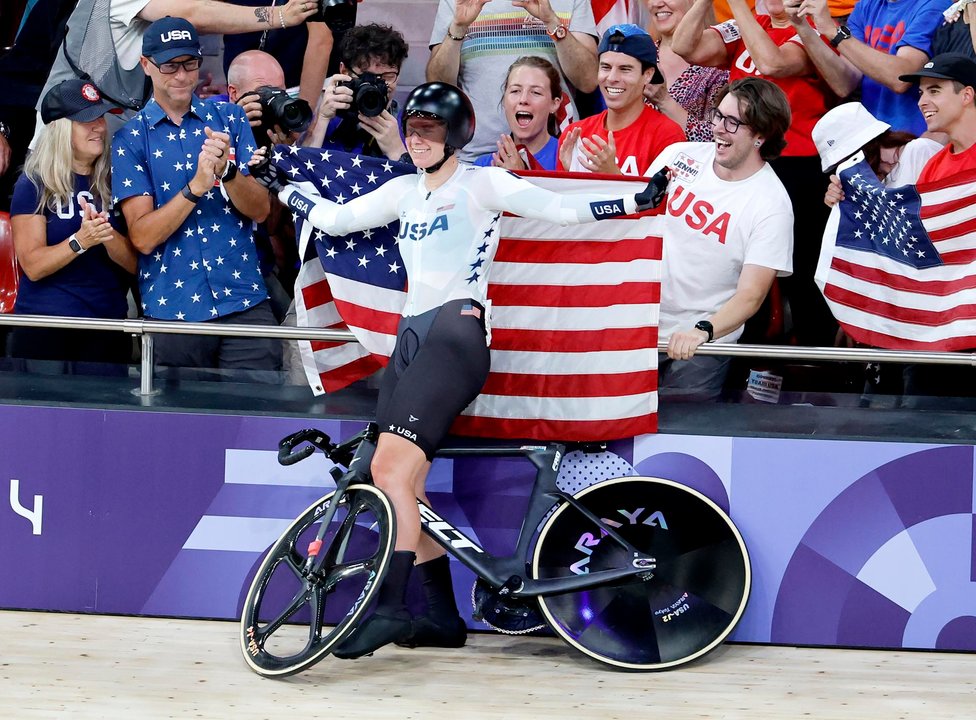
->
xmin=222 ymin=161 xmax=239 ymax=183
xmin=67 ymin=234 xmax=86 ymax=255
xmin=546 ymin=22 xmax=568 ymax=41
xmin=181 ymin=184 xmax=203 ymax=204
xmin=0 ymin=121 xmax=10 ymax=140
xmin=830 ymin=24 xmax=852 ymax=48
xmin=694 ymin=320 xmax=714 ymax=342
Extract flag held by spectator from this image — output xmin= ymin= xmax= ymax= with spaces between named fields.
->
xmin=276 ymin=147 xmax=662 ymax=441
xmin=816 ymin=155 xmax=976 ymax=351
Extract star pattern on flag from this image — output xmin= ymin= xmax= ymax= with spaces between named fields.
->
xmin=274 ymin=147 xmax=414 ymax=292
xmin=837 ymin=160 xmax=942 ymax=269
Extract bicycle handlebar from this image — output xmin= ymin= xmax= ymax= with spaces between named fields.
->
xmin=277 ymin=428 xmax=335 ymax=466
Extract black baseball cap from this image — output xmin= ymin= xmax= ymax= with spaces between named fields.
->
xmin=899 ymin=53 xmax=976 ymax=88
xmin=142 ymin=17 xmax=203 ymax=65
xmin=40 ymin=79 xmax=118 ymax=124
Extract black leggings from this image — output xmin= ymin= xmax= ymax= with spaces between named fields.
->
xmin=376 ymin=299 xmax=491 ymax=459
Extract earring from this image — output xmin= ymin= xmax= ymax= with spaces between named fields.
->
xmin=754 ymin=140 xmax=762 ymax=148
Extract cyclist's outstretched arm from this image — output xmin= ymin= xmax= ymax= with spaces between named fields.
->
xmin=276 ymin=175 xmax=412 ymax=235
xmin=479 ymin=167 xmax=659 ymax=223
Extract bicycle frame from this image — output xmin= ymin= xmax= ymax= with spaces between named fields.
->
xmin=294 ymin=422 xmax=658 ymax=599
xmin=421 ymin=444 xmax=657 ymax=598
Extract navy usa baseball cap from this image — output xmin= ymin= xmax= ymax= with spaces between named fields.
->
xmin=40 ymin=79 xmax=119 ymax=124
xmin=142 ymin=17 xmax=203 ymax=64
xmin=598 ymin=24 xmax=658 ymax=66
xmin=899 ymin=53 xmax=976 ymax=88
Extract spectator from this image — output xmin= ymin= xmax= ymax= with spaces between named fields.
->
xmin=673 ymin=0 xmax=837 ymax=346
xmin=878 ymin=54 xmax=976 ymax=401
xmin=8 ymin=79 xmax=137 ymax=367
xmin=113 ymin=18 xmax=281 ymax=375
xmin=643 ymin=0 xmax=729 ymax=142
xmin=902 ymin=54 xmax=976 ymax=186
xmin=558 ymin=25 xmax=686 ymax=175
xmin=650 ymin=77 xmax=794 ymax=401
xmin=222 ymin=0 xmax=335 ymax=110
xmin=814 ymin=102 xmax=941 ymax=204
xmin=426 ymin=0 xmax=600 ymax=162
xmin=0 ymin=0 xmax=76 ymax=211
xmin=226 ymin=50 xmax=299 ymax=324
xmin=473 ymin=56 xmax=563 ymax=170
xmin=34 ymin=0 xmax=319 ymax=135
xmin=933 ymin=2 xmax=976 ymax=60
xmin=787 ymin=0 xmax=946 ymax=135
xmin=302 ymin=23 xmax=409 ymax=160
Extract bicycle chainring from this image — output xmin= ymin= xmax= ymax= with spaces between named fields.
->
xmin=471 ymin=579 xmax=546 ymax=635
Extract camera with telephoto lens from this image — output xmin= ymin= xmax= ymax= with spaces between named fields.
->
xmin=337 ymin=72 xmax=389 ymax=119
xmin=250 ymin=86 xmax=313 ymax=145
xmin=310 ymin=0 xmax=357 ymax=32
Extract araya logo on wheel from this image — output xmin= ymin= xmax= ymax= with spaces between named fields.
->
xmin=570 ymin=507 xmax=667 ymax=575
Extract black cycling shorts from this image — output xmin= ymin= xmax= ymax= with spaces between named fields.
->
xmin=375 ymin=298 xmax=491 ymax=460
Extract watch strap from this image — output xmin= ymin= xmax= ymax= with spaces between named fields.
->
xmin=830 ymin=24 xmax=852 ymax=48
xmin=694 ymin=320 xmax=714 ymax=342
xmin=546 ymin=22 xmax=568 ymax=40
xmin=181 ymin=184 xmax=203 ymax=204
xmin=68 ymin=234 xmax=86 ymax=255
xmin=222 ymin=161 xmax=239 ymax=182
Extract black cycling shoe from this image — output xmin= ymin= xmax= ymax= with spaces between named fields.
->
xmin=395 ymin=613 xmax=468 ymax=649
xmin=332 ymin=611 xmax=412 ymax=659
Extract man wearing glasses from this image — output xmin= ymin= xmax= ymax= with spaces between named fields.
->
xmin=649 ymin=77 xmax=794 ymax=401
xmin=111 ymin=18 xmax=282 ymax=375
xmin=302 ymin=23 xmax=410 ymax=161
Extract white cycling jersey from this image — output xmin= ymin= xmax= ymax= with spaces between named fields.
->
xmin=280 ymin=163 xmax=638 ymax=318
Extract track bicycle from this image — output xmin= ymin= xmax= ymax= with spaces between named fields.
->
xmin=239 ymin=423 xmax=750 ymax=677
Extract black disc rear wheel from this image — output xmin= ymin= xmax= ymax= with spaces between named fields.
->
xmin=240 ymin=484 xmax=395 ymax=677
xmin=532 ymin=476 xmax=750 ymax=671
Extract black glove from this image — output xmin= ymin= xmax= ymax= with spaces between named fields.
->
xmin=634 ymin=167 xmax=670 ymax=211
xmin=249 ymin=154 xmax=288 ymax=194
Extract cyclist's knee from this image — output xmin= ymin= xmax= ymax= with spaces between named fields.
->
xmin=371 ymin=436 xmax=427 ymax=493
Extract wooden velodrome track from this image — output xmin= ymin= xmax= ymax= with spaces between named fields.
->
xmin=2 ymin=610 xmax=973 ymax=718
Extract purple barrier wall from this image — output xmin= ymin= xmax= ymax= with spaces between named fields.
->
xmin=2 ymin=404 xmax=974 ymax=651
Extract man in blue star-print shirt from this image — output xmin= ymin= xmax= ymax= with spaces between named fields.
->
xmin=113 ymin=17 xmax=280 ymax=373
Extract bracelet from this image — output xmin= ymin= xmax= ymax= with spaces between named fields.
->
xmin=446 ymin=26 xmax=466 ymax=42
xmin=181 ymin=184 xmax=203 ymax=204
xmin=278 ymin=8 xmax=286 ymax=29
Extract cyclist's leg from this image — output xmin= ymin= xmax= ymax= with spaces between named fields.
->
xmin=337 ymin=301 xmax=489 ymax=657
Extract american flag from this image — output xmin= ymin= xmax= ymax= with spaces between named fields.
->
xmin=277 ymin=147 xmax=662 ymax=441
xmin=591 ymin=0 xmax=642 ymax=34
xmin=817 ymin=157 xmax=976 ymax=350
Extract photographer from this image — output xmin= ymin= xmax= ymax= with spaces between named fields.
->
xmin=226 ymin=50 xmax=303 ymax=326
xmin=228 ymin=50 xmax=312 ymax=147
xmin=301 ymin=23 xmax=409 ymax=160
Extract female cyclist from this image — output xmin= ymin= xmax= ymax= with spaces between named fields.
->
xmin=252 ymin=82 xmax=666 ymax=659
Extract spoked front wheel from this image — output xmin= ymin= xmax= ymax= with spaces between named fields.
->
xmin=240 ymin=484 xmax=395 ymax=677
xmin=532 ymin=476 xmax=750 ymax=671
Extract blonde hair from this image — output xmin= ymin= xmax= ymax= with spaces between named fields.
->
xmin=23 ymin=117 xmax=113 ymax=214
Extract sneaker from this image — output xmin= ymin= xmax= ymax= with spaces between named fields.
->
xmin=332 ymin=610 xmax=412 ymax=659
xmin=396 ymin=613 xmax=468 ymax=649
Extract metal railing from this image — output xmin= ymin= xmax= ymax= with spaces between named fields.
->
xmin=1 ymin=312 xmax=974 ymax=396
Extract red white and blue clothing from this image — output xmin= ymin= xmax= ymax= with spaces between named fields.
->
xmin=10 ymin=173 xmax=129 ymax=319
xmin=846 ymin=0 xmax=946 ymax=135
xmin=111 ymin=94 xmax=267 ymax=321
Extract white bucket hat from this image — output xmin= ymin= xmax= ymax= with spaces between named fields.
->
xmin=812 ymin=102 xmax=891 ymax=172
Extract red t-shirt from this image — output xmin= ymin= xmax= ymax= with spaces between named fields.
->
xmin=710 ymin=16 xmax=834 ymax=157
xmin=557 ymin=105 xmax=686 ymax=176
xmin=918 ymin=142 xmax=976 ymax=185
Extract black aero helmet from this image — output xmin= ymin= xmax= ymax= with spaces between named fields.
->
xmin=401 ymin=82 xmax=476 ymax=149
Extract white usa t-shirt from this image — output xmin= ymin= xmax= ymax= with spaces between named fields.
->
xmin=649 ymin=142 xmax=794 ymax=343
